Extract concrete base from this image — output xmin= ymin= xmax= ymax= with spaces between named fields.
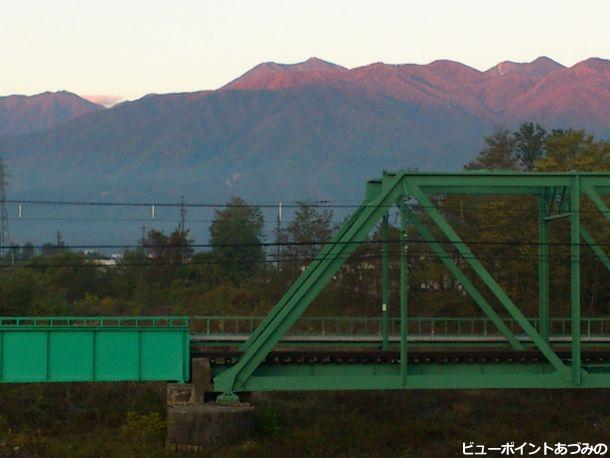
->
xmin=167 ymin=383 xmax=194 ymax=405
xmin=166 ymin=402 xmax=255 ymax=451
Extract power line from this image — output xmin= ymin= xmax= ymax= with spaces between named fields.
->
xmin=12 ymin=217 xmax=216 ymax=223
xmin=5 ymin=198 xmax=608 ymax=213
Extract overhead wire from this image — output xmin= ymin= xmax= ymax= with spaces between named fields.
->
xmin=5 ymin=198 xmax=609 ymax=213
xmin=1 ymin=243 xmax=607 ymax=270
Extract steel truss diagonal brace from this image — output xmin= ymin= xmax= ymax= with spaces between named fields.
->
xmin=400 ymin=199 xmax=523 ymax=350
xmin=214 ymin=174 xmax=406 ymax=395
xmin=580 ymin=225 xmax=610 ymax=271
xmin=240 ymin=205 xmax=366 ymax=353
xmin=583 ymin=183 xmax=610 ymax=224
xmin=406 ymin=182 xmax=573 ymax=382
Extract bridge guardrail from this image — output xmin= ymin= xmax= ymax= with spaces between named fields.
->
xmin=191 ymin=316 xmax=610 ymax=338
xmin=0 ymin=316 xmax=188 ymax=328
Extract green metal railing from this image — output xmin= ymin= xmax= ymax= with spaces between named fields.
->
xmin=0 ymin=316 xmax=189 ymax=328
xmin=191 ymin=316 xmax=610 ymax=338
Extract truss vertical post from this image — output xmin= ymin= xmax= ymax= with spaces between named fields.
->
xmin=570 ymin=175 xmax=581 ymax=385
xmin=399 ymin=206 xmax=408 ymax=386
xmin=539 ymin=194 xmax=550 ymax=341
xmin=381 ymin=213 xmax=390 ymax=350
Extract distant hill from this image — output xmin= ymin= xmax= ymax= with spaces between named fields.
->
xmin=0 ymin=56 xmax=609 ymax=245
xmin=224 ymin=57 xmax=347 ymax=90
xmin=484 ymin=56 xmax=565 ymax=78
xmin=0 ymin=91 xmax=104 ymax=135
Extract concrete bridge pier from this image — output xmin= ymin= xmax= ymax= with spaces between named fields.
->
xmin=166 ymin=358 xmax=255 ymax=451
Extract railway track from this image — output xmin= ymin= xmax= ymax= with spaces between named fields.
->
xmin=192 ymin=346 xmax=610 ymax=366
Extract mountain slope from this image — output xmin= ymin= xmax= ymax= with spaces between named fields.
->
xmin=0 ymin=91 xmax=104 ymax=135
xmin=0 ymin=56 xmax=609 ymax=246
xmin=0 ymin=82 xmax=489 ymax=196
xmin=504 ymin=58 xmax=610 ymax=131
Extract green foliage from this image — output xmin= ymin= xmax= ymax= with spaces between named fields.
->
xmin=121 ymin=411 xmax=166 ymax=446
xmin=140 ymin=228 xmax=194 ymax=284
xmin=255 ymin=405 xmax=283 ymax=437
xmin=536 ymin=129 xmax=610 ymax=171
xmin=465 ymin=128 xmax=519 ymax=170
xmin=514 ymin=122 xmax=547 ymax=170
xmin=20 ymin=242 xmax=35 ymax=261
xmin=465 ymin=122 xmax=548 ymax=171
xmin=279 ymin=200 xmax=334 ymax=270
xmin=456 ymin=125 xmax=610 ymax=316
xmin=210 ymin=196 xmax=265 ymax=282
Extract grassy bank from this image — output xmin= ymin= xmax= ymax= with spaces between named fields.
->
xmin=2 ymin=385 xmax=610 ymax=457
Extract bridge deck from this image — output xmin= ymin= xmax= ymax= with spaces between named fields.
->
xmin=191 ymin=334 xmax=610 ymax=344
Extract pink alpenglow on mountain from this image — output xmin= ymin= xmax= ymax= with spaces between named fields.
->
xmin=221 ymin=56 xmax=610 ymax=130
xmin=0 ymin=91 xmax=104 ymax=135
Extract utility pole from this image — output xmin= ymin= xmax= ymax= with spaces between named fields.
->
xmin=140 ymin=226 xmax=147 ymax=245
xmin=179 ymin=195 xmax=186 ymax=232
xmin=0 ymin=158 xmax=10 ymax=259
xmin=56 ymin=230 xmax=63 ymax=252
xmin=276 ymin=201 xmax=282 ymax=270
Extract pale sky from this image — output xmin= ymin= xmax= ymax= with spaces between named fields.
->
xmin=2 ymin=0 xmax=609 ymax=103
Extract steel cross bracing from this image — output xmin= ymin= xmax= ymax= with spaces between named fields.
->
xmin=212 ymin=172 xmax=610 ymax=401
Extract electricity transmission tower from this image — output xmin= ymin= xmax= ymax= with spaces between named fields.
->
xmin=0 ymin=158 xmax=10 ymax=258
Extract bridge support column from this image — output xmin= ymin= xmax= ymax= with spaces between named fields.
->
xmin=539 ymin=194 xmax=550 ymax=342
xmin=399 ymin=206 xmax=408 ymax=386
xmin=166 ymin=358 xmax=255 ymax=451
xmin=570 ymin=176 xmax=581 ymax=385
xmin=381 ymin=213 xmax=390 ymax=350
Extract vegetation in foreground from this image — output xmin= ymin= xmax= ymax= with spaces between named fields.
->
xmin=2 ymin=386 xmax=610 ymax=457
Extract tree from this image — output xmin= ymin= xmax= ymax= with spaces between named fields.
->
xmin=465 ymin=128 xmax=519 ymax=170
xmin=21 ymin=242 xmax=34 ymax=261
xmin=209 ymin=196 xmax=265 ymax=281
xmin=514 ymin=122 xmax=546 ymax=170
xmin=140 ymin=228 xmax=194 ymax=284
xmin=280 ymin=201 xmax=333 ymax=269
xmin=41 ymin=242 xmax=63 ymax=256
xmin=534 ymin=129 xmax=610 ymax=313
xmin=143 ymin=228 xmax=193 ymax=265
xmin=535 ymin=129 xmax=610 ymax=172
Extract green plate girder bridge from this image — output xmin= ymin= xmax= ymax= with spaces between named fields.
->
xmin=1 ymin=172 xmax=609 ymax=399
xmin=0 ymin=317 xmax=190 ymax=383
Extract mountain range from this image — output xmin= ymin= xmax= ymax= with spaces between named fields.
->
xmin=0 ymin=56 xmax=608 ymax=245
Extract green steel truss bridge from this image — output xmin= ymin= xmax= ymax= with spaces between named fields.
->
xmin=1 ymin=172 xmax=609 ymax=402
